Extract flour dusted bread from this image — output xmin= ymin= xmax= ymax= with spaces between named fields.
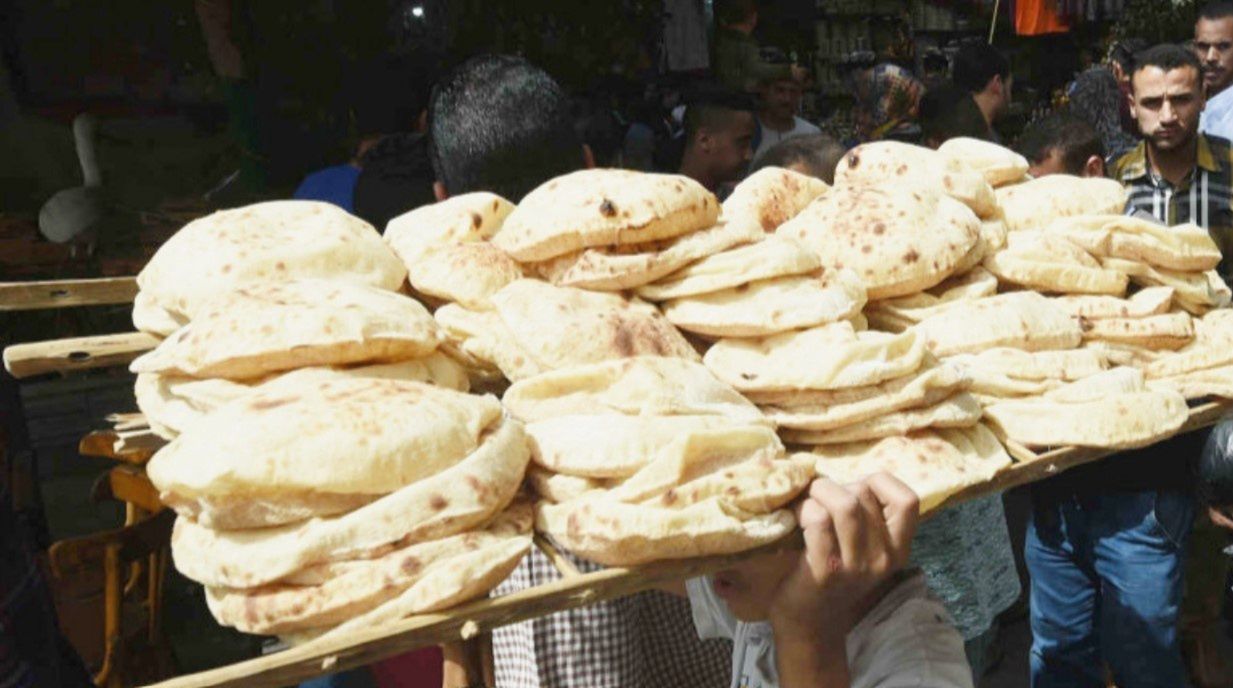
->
xmin=833 ymin=141 xmax=997 ymax=217
xmin=492 ymin=169 xmax=719 ymax=261
xmin=995 ymin=176 xmax=1127 ymax=231
xmin=937 ymin=137 xmax=1029 ymax=187
xmin=130 ymin=279 xmax=441 ymax=380
xmin=637 ymin=236 xmax=821 ymax=301
xmin=137 ymin=201 xmax=406 ymax=322
xmin=720 ymin=166 xmax=830 ymax=233
xmin=660 ymin=270 xmax=866 ymax=338
xmin=913 ymin=291 xmax=1083 ymax=356
xmin=778 ymin=183 xmax=980 ymax=299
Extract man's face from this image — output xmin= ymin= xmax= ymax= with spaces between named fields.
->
xmin=710 ymin=551 xmax=796 ymax=622
xmin=1195 ymin=17 xmax=1233 ymax=95
xmin=1131 ymin=66 xmax=1204 ymax=152
xmin=761 ymin=80 xmax=803 ymax=121
xmin=706 ymin=110 xmax=756 ymax=183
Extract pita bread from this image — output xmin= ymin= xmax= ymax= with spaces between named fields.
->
xmin=833 ymin=141 xmax=997 ymax=217
xmin=983 ymin=232 xmax=1128 ymax=295
xmin=170 ymin=414 xmax=528 ymax=588
xmin=132 ymin=291 xmax=185 ymax=338
xmin=945 ymin=347 xmax=1108 ymax=382
xmin=1042 ymin=367 xmax=1146 ymax=402
xmin=984 ymin=385 xmax=1187 ymax=450
xmin=1100 ymin=258 xmax=1232 ymax=314
xmin=406 ymin=242 xmax=524 ymax=310
xmin=205 ymin=500 xmax=532 ymax=636
xmin=492 ymin=169 xmax=720 ymax=261
xmin=637 ymin=236 xmax=821 ymax=301
xmin=981 ymin=218 xmax=1009 ymax=252
xmin=1143 ymin=309 xmax=1233 ymax=378
xmin=808 ymin=425 xmax=1012 ymax=511
xmin=721 ymin=166 xmax=830 ymax=234
xmin=435 ymin=280 xmax=698 ymax=381
xmin=130 ymin=279 xmax=441 ymax=380
xmin=661 ymin=269 xmax=866 ymax=338
xmin=137 ymin=201 xmax=406 ymax=322
xmin=863 ymin=269 xmax=999 ymax=332
xmin=383 ymin=192 xmax=515 ymax=260
xmin=532 ymin=219 xmax=763 ymax=291
xmin=913 ymin=291 xmax=1083 ymax=356
xmin=995 ymin=176 xmax=1127 ymax=231
xmin=502 ymin=356 xmax=763 ymax=423
xmin=1079 ymin=312 xmax=1194 ymax=350
xmin=780 ymin=392 xmax=982 ymax=444
xmin=1083 ymin=340 xmax=1165 ymax=368
xmin=961 ymin=369 xmax=1060 ymax=400
xmin=1054 ymin=287 xmax=1175 ymax=319
xmin=939 ymin=138 xmax=1030 ymax=187
xmin=1099 ymin=217 xmax=1221 ymax=271
xmin=703 ymin=322 xmax=924 ymax=392
xmin=778 ymin=184 xmax=980 ymax=299
xmin=1148 ymin=366 xmax=1233 ymax=400
xmin=759 ymin=361 xmax=971 ymax=431
xmin=147 ymin=376 xmax=507 ymax=529
xmin=526 ymin=467 xmax=609 ymax=503
xmin=525 ymin=414 xmax=746 ymax=478
xmin=135 ymin=355 xmax=468 ymax=439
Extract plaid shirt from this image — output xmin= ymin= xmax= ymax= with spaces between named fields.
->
xmin=1109 ymin=133 xmax=1233 ymax=278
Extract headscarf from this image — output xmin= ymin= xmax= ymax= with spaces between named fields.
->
xmin=851 ymin=63 xmax=925 ymax=143
xmin=1067 ymin=66 xmax=1138 ymax=160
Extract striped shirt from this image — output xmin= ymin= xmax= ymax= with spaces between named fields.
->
xmin=1109 ymin=133 xmax=1233 ymax=278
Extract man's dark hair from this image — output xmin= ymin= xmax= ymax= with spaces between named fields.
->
xmin=1200 ymin=2 xmax=1233 ymax=21
xmin=429 ymin=54 xmax=584 ymax=201
xmin=716 ymin=0 xmax=757 ymax=27
xmin=1016 ymin=113 xmax=1105 ymax=175
xmin=919 ymin=82 xmax=991 ymax=145
xmin=752 ymin=134 xmax=847 ymax=184
xmin=952 ymin=43 xmax=1011 ymax=93
xmin=1109 ymin=38 xmax=1149 ymax=74
xmin=682 ymin=86 xmax=756 ymax=143
xmin=1133 ymin=43 xmax=1203 ymax=82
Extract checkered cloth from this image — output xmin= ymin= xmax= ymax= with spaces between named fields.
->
xmin=492 ymin=547 xmax=732 ymax=687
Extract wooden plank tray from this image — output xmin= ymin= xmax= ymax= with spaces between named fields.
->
xmin=3 ymin=331 xmax=158 ymax=379
xmin=0 ymin=277 xmax=138 ymax=311
xmin=141 ymin=399 xmax=1231 ymax=688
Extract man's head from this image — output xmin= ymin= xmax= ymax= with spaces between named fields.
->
xmin=918 ymin=82 xmax=991 ymax=149
xmin=1130 ymin=44 xmax=1205 ymax=154
xmin=1195 ymin=3 xmax=1233 ymax=96
xmin=952 ymin=43 xmax=1013 ymax=122
xmin=752 ymin=134 xmax=847 ymax=184
xmin=1017 ymin=113 xmax=1106 ymax=177
xmin=429 ymin=55 xmax=588 ymax=201
xmin=1109 ymin=38 xmax=1148 ymax=88
xmin=758 ymin=75 xmax=805 ymax=125
xmin=716 ymin=0 xmax=758 ymax=31
xmin=681 ymin=87 xmax=757 ymax=187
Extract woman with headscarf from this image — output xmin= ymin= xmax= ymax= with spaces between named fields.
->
xmin=850 ymin=62 xmax=925 ymax=144
xmin=1066 ymin=54 xmax=1140 ymax=162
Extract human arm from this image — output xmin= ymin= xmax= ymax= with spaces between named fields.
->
xmin=768 ymin=474 xmax=921 ymax=688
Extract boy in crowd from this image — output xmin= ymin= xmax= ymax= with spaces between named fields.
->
xmin=1016 ymin=113 xmax=1106 ymax=178
xmin=668 ymin=475 xmax=973 ymax=688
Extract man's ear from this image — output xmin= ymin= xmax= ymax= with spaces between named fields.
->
xmin=433 ymin=180 xmax=448 ymax=201
xmin=582 ymin=144 xmax=596 ymax=169
xmin=1084 ymin=154 xmax=1106 ymax=178
xmin=988 ymin=74 xmax=1004 ymax=98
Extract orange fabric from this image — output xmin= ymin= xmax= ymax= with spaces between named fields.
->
xmin=1015 ymin=0 xmax=1071 ymax=36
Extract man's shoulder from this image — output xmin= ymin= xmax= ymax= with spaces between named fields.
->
xmin=1107 ymin=143 xmax=1148 ymax=183
xmin=793 ymin=117 xmax=822 ymax=135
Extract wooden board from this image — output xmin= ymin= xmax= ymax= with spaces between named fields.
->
xmin=0 ymin=277 xmax=138 ymax=311
xmin=3 ymin=332 xmax=159 ymax=379
xmin=144 ymin=399 xmax=1231 ymax=688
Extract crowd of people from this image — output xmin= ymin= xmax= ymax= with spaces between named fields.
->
xmin=10 ymin=1 xmax=1233 ymax=687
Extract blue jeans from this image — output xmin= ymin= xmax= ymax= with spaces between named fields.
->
xmin=1025 ymin=487 xmax=1195 ymax=688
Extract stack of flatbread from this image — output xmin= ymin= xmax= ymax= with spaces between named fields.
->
xmin=831 ymin=140 xmax=1001 ymax=220
xmin=700 ymin=321 xmax=983 ymax=446
xmin=133 ymin=201 xmax=407 ymax=337
xmin=512 ymin=167 xmax=826 ymax=291
xmin=503 ymin=357 xmax=811 ymax=566
xmin=994 ymin=176 xmax=1128 ymax=232
xmin=1142 ymin=310 xmax=1233 ymax=399
xmin=131 ymin=278 xmax=467 ymax=439
xmin=145 ymin=375 xmax=532 ymax=642
xmin=634 ymin=237 xmax=867 ymax=338
xmin=984 ymin=367 xmax=1188 ymax=450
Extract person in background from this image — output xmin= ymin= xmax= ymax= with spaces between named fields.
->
xmin=752 ymin=73 xmax=820 ymax=160
xmin=751 ymin=134 xmax=847 ymax=184
xmin=921 ymin=48 xmax=950 ymax=90
xmin=1016 ymin=113 xmax=1106 ymax=177
xmin=351 ymin=132 xmax=436 ymax=231
xmin=1066 ymin=63 xmax=1140 ymax=163
xmin=677 ymin=86 xmax=758 ymax=195
xmin=1196 ymin=2 xmax=1233 ymax=141
xmin=712 ymin=0 xmax=801 ymax=95
xmin=849 ymin=62 xmax=924 ymax=144
xmin=294 ymin=52 xmax=430 ymax=213
xmin=667 ymin=475 xmax=974 ymax=688
xmin=428 ymin=54 xmax=731 ymax=688
xmin=952 ymin=42 xmax=1014 ymax=141
xmin=918 ymin=82 xmax=992 ymax=148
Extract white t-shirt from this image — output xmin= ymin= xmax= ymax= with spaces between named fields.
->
xmin=686 ymin=570 xmax=974 ymax=688
xmin=754 ymin=116 xmax=822 ymax=161
xmin=1201 ymin=84 xmax=1233 ymax=143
